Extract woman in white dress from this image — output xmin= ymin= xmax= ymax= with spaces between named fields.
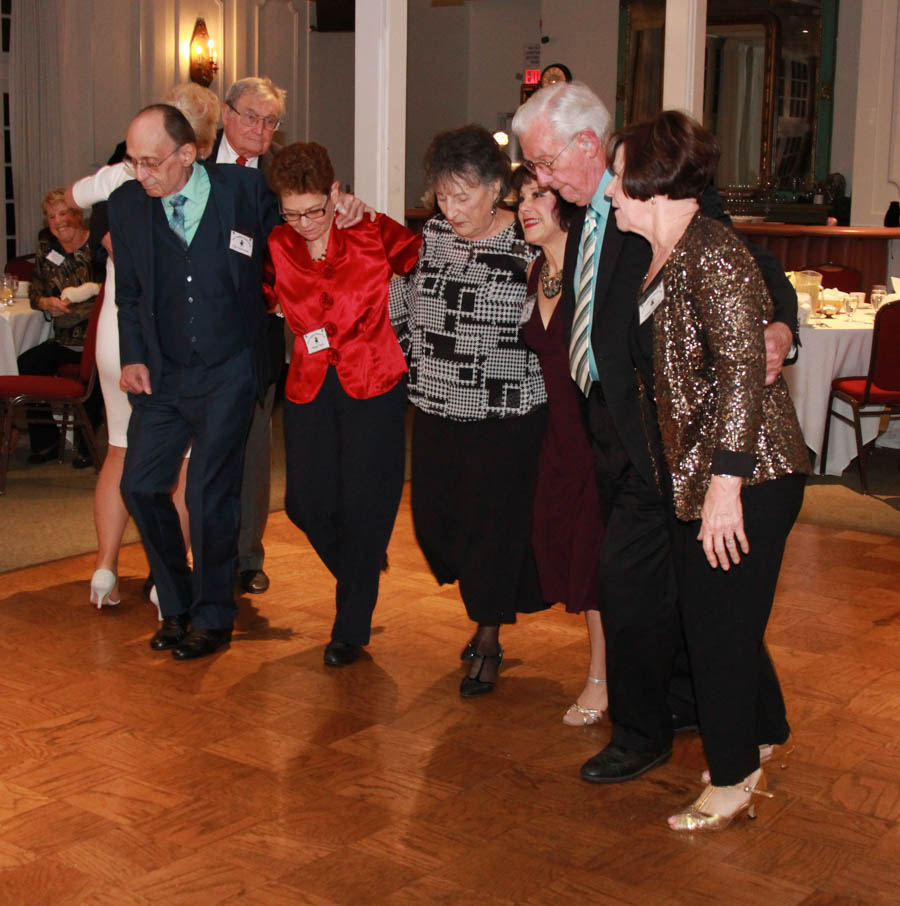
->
xmin=68 ymin=84 xmax=219 ymax=608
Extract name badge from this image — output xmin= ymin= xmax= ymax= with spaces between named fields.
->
xmin=303 ymin=327 xmax=330 ymax=354
xmin=46 ymin=249 xmax=65 ymax=267
xmin=638 ymin=280 xmax=665 ymax=324
xmin=229 ymin=230 xmax=253 ymax=257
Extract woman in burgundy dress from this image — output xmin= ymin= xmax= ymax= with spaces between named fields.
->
xmin=513 ymin=167 xmax=608 ymax=724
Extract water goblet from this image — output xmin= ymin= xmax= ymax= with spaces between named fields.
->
xmin=847 ymin=292 xmax=864 ymax=321
xmin=871 ymin=284 xmax=887 ymax=311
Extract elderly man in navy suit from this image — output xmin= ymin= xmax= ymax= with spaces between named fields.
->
xmin=109 ymin=104 xmax=280 ymax=659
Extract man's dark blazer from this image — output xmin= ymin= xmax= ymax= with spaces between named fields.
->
xmin=210 ymin=128 xmax=284 ymax=382
xmin=108 ymin=160 xmax=280 ymax=400
xmin=560 ymin=187 xmax=798 ymax=490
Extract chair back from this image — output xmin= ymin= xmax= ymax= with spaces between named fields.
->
xmin=79 ymin=287 xmax=105 ymax=387
xmin=866 ymin=298 xmax=900 ymax=395
xmin=804 ymin=263 xmax=862 ymax=293
xmin=4 ymin=254 xmax=35 ymax=282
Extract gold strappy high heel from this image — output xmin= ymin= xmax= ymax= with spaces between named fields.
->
xmin=562 ymin=676 xmax=607 ymax=726
xmin=668 ymin=769 xmax=773 ymax=832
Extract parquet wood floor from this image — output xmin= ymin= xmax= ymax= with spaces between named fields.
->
xmin=1 ymin=487 xmax=899 ymax=904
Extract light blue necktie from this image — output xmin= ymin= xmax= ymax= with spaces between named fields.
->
xmin=569 ymin=209 xmax=598 ymax=395
xmin=169 ymin=194 xmax=188 ymax=248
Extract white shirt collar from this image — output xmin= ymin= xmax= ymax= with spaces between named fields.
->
xmin=217 ymin=133 xmax=259 ymax=168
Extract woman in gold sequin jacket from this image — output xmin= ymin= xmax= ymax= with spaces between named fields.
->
xmin=606 ymin=110 xmax=810 ymax=833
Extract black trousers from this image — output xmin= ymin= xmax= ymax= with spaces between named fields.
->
xmin=283 ymin=369 xmax=406 ymax=646
xmin=411 ymin=406 xmax=548 ymax=625
xmin=670 ymin=474 xmax=804 ymax=785
xmin=17 ymin=340 xmax=103 ymax=454
xmin=588 ymin=390 xmax=682 ymax=753
xmin=121 ymin=349 xmax=256 ymax=630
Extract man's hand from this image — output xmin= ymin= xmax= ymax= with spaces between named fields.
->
xmin=763 ymin=321 xmax=793 ymax=385
xmin=120 ymin=363 xmax=152 ymax=395
xmin=335 ymin=192 xmax=376 ymax=229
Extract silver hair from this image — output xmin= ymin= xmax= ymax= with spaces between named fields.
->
xmin=226 ymin=76 xmax=287 ymax=117
xmin=512 ymin=80 xmax=612 ymax=145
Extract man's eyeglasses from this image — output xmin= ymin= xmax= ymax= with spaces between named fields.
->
xmin=520 ymin=135 xmax=577 ymax=177
xmin=122 ymin=145 xmax=182 ymax=176
xmin=280 ymin=200 xmax=330 ymax=223
xmin=227 ymin=102 xmax=281 ymax=132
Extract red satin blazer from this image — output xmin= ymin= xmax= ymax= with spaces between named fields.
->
xmin=265 ymin=214 xmax=421 ymax=403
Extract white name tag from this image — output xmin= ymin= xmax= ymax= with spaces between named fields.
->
xmin=303 ymin=327 xmax=330 ymax=354
xmin=639 ymin=280 xmax=665 ymax=324
xmin=46 ymin=249 xmax=65 ymax=267
xmin=229 ymin=230 xmax=253 ymax=256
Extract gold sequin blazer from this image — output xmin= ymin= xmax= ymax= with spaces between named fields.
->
xmin=650 ymin=214 xmax=810 ymax=521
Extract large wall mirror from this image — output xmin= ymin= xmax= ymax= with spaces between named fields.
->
xmin=618 ymin=0 xmax=838 ymax=193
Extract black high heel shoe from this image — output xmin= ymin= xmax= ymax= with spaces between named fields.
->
xmin=460 ymin=648 xmax=503 ymax=697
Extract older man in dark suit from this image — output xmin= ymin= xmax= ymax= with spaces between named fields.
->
xmin=110 ymin=104 xmax=280 ymax=659
xmin=212 ymin=76 xmax=285 ymax=596
xmin=514 ymin=82 xmax=799 ymax=782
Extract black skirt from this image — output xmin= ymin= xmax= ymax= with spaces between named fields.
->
xmin=411 ymin=406 xmax=549 ymax=624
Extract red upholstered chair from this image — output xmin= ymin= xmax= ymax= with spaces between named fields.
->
xmin=4 ymin=254 xmax=35 ymax=282
xmin=0 ymin=287 xmax=104 ymax=494
xmin=803 ymin=263 xmax=862 ymax=293
xmin=820 ymin=298 xmax=900 ymax=493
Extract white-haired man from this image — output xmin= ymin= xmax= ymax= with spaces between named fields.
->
xmin=513 ymin=81 xmax=798 ymax=783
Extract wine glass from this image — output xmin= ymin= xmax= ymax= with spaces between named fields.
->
xmin=871 ymin=284 xmax=887 ymax=311
xmin=0 ymin=275 xmax=14 ymax=307
xmin=847 ymin=292 xmax=864 ymax=321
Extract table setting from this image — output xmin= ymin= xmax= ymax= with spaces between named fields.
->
xmin=0 ymin=275 xmax=53 ymax=375
xmin=783 ymin=272 xmax=899 ymax=476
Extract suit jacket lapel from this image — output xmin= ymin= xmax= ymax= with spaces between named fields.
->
xmin=592 ymin=214 xmax=625 ymax=315
xmin=561 ymin=206 xmax=586 ymax=341
xmin=207 ymin=163 xmax=240 ymax=291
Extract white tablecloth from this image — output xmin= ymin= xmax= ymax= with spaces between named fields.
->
xmin=0 ymin=297 xmax=53 ymax=374
xmin=783 ymin=308 xmax=879 ymax=475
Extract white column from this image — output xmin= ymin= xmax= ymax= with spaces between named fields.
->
xmin=354 ymin=0 xmax=407 ymax=220
xmin=662 ymin=0 xmax=707 ymax=116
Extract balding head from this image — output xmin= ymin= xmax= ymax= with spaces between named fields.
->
xmin=125 ymin=105 xmax=198 ymax=197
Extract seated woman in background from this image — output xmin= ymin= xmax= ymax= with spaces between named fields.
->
xmin=18 ymin=189 xmax=102 ymax=467
xmin=66 ymin=82 xmax=220 ymax=609
xmin=265 ymin=142 xmax=421 ymax=667
xmin=607 ymin=110 xmax=810 ymax=831
xmin=512 ymin=165 xmax=608 ymax=725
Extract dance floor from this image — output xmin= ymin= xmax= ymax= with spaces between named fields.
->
xmin=1 ymin=488 xmax=899 ymax=904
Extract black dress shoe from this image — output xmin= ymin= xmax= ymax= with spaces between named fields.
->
xmin=27 ymin=447 xmax=57 ymax=464
xmin=580 ymin=743 xmax=672 ymax=784
xmin=323 ymin=640 xmax=361 ymax=667
xmin=239 ymin=569 xmax=269 ymax=594
xmin=460 ymin=634 xmax=477 ymax=661
xmin=150 ymin=614 xmax=190 ymax=650
xmin=172 ymin=628 xmax=232 ymax=660
xmin=459 ymin=648 xmax=503 ymax=697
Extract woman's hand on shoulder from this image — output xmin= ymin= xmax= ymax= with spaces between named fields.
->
xmin=335 ymin=191 xmax=376 ymax=229
xmin=698 ymin=474 xmax=748 ymax=570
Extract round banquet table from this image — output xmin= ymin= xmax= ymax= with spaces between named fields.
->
xmin=0 ymin=297 xmax=53 ymax=375
xmin=782 ymin=306 xmax=890 ymax=476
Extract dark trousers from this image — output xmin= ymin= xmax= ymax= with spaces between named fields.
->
xmin=588 ymin=390 xmax=681 ymax=753
xmin=670 ymin=474 xmax=804 ymax=785
xmin=17 ymin=340 xmax=103 ymax=454
xmin=121 ymin=349 xmax=256 ymax=630
xmin=238 ymin=382 xmax=276 ymax=572
xmin=283 ymin=369 xmax=406 ymax=646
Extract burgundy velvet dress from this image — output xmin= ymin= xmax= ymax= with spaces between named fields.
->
xmin=521 ymin=253 xmax=605 ymax=613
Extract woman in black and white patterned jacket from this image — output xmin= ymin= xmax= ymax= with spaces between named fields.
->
xmin=390 ymin=124 xmax=547 ymax=697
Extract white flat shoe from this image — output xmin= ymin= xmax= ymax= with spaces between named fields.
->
xmin=90 ymin=568 xmax=120 ymax=609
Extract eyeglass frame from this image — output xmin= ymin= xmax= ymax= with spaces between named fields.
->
xmin=226 ymin=101 xmax=282 ymax=132
xmin=122 ymin=145 xmax=184 ymax=176
xmin=279 ymin=197 xmax=331 ymax=223
xmin=520 ymin=134 xmax=578 ymax=177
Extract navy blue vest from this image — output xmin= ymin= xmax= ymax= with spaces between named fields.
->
xmin=152 ymin=192 xmax=246 ymax=367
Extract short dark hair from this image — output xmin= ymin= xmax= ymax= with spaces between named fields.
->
xmin=268 ymin=143 xmax=335 ymax=196
xmin=509 ymin=165 xmax=578 ymax=234
xmin=607 ymin=110 xmax=720 ymax=202
xmin=423 ymin=124 xmax=511 ymax=202
xmin=138 ymin=103 xmax=197 ymax=148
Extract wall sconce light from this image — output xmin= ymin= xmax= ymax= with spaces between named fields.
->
xmin=189 ymin=17 xmax=218 ymax=87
